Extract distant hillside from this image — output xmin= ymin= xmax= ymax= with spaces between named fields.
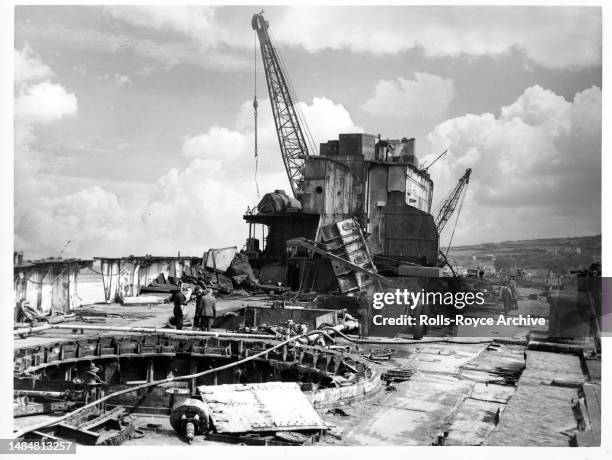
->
xmin=447 ymin=235 xmax=601 ymax=271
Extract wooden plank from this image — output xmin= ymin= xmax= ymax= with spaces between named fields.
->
xmin=206 ymin=433 xmax=299 ymax=446
xmin=583 ymin=383 xmax=601 ymax=439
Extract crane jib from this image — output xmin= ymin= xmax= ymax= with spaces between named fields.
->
xmin=435 ymin=168 xmax=472 ymax=234
xmin=252 ymin=13 xmax=309 ymax=198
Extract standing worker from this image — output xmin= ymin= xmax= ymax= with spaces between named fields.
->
xmin=509 ymin=278 xmax=519 ymax=311
xmin=173 ymin=283 xmax=187 ymax=330
xmin=501 ymin=284 xmax=512 ymax=315
xmin=192 ymin=286 xmax=204 ymax=328
xmin=200 ymin=288 xmax=217 ymax=332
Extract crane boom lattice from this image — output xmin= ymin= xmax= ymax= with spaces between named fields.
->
xmin=435 ymin=168 xmax=472 ymax=234
xmin=252 ymin=13 xmax=309 ymax=198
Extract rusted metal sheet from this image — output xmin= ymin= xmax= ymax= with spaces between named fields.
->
xmin=203 ymin=247 xmax=237 ymax=272
xmin=406 ymin=165 xmax=433 ymax=212
xmin=241 ymin=305 xmax=339 ymax=330
xmin=319 ymin=218 xmax=380 ymax=293
xmin=302 ymin=157 xmax=363 ymax=223
xmin=301 ymin=179 xmax=325 ymax=214
xmin=198 ymin=382 xmax=327 ymax=434
xmin=388 ymin=165 xmax=406 ymax=192
xmin=14 ymin=259 xmax=92 ymax=314
xmin=338 ymin=133 xmax=376 ymax=160
xmin=95 ymin=256 xmax=201 ymax=303
xmin=381 ymin=194 xmax=438 ymax=263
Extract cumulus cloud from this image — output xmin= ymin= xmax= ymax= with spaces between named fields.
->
xmin=425 ymin=85 xmax=601 ymax=245
xmin=15 ymin=187 xmax=131 ymax=257
xmin=15 ymin=85 xmax=363 ymax=257
xmin=362 ymin=73 xmax=454 ymax=124
xmin=13 ymin=46 xmax=109 ymax=258
xmin=272 ymin=6 xmax=600 ymax=69
xmin=134 ymin=96 xmax=363 ymax=254
xmin=185 ymin=96 xmax=362 ymax=176
xmin=15 ymin=81 xmax=78 ymax=124
xmin=182 ymin=126 xmax=249 ymax=159
xmin=14 ymin=44 xmax=54 ymax=86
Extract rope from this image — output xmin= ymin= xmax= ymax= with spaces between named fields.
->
xmin=253 ymin=31 xmax=261 ymax=198
xmin=13 ymin=332 xmax=314 ymax=438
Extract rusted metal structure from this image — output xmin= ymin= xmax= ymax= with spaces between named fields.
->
xmin=244 ymin=133 xmax=439 ymax=286
xmin=94 ymin=255 xmax=203 ymax=303
xmin=14 ymin=257 xmax=93 ymax=314
xmin=14 ymin=332 xmax=381 ymax=416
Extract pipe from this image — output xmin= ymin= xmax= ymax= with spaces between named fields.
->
xmin=12 ymin=332 xmax=308 ymax=439
xmin=14 ymin=322 xmax=494 ymax=346
xmin=14 ymin=321 xmax=353 ymax=345
xmin=323 ymin=327 xmax=495 ymax=345
xmin=14 ymin=390 xmax=66 ymax=398
xmin=14 ymin=323 xmax=278 ymax=340
xmin=14 ymin=325 xmax=52 ymax=336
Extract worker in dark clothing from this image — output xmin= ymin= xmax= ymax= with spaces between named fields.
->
xmin=173 ymin=283 xmax=187 ymax=330
xmin=192 ymin=286 xmax=204 ymax=328
xmin=200 ymin=288 xmax=217 ymax=331
xmin=501 ymin=285 xmax=512 ymax=315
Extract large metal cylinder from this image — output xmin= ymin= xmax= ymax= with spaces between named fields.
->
xmin=169 ymin=398 xmax=210 ymax=442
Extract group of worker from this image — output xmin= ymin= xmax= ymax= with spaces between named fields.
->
xmin=172 ymin=283 xmax=216 ymax=331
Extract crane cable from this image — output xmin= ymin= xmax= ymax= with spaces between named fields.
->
xmin=253 ymin=31 xmax=261 ymax=198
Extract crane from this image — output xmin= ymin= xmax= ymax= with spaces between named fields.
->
xmin=252 ymin=12 xmax=310 ymax=198
xmin=421 ymin=149 xmax=448 ymax=173
xmin=434 ymin=168 xmax=472 ymax=235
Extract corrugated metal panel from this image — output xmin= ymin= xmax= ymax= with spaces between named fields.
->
xmin=198 ymin=382 xmax=327 ymax=433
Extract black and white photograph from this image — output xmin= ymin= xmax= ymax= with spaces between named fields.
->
xmin=1 ymin=2 xmax=608 ymax=454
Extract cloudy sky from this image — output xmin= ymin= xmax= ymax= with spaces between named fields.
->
xmin=13 ymin=5 xmax=602 ymax=259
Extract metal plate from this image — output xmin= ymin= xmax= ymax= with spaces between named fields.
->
xmin=198 ymin=382 xmax=327 ymax=434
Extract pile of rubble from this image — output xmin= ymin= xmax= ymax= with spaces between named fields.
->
xmin=140 ymin=252 xmax=260 ymax=299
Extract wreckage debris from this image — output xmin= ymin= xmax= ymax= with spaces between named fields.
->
xmin=22 ymin=406 xmax=136 ymax=446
